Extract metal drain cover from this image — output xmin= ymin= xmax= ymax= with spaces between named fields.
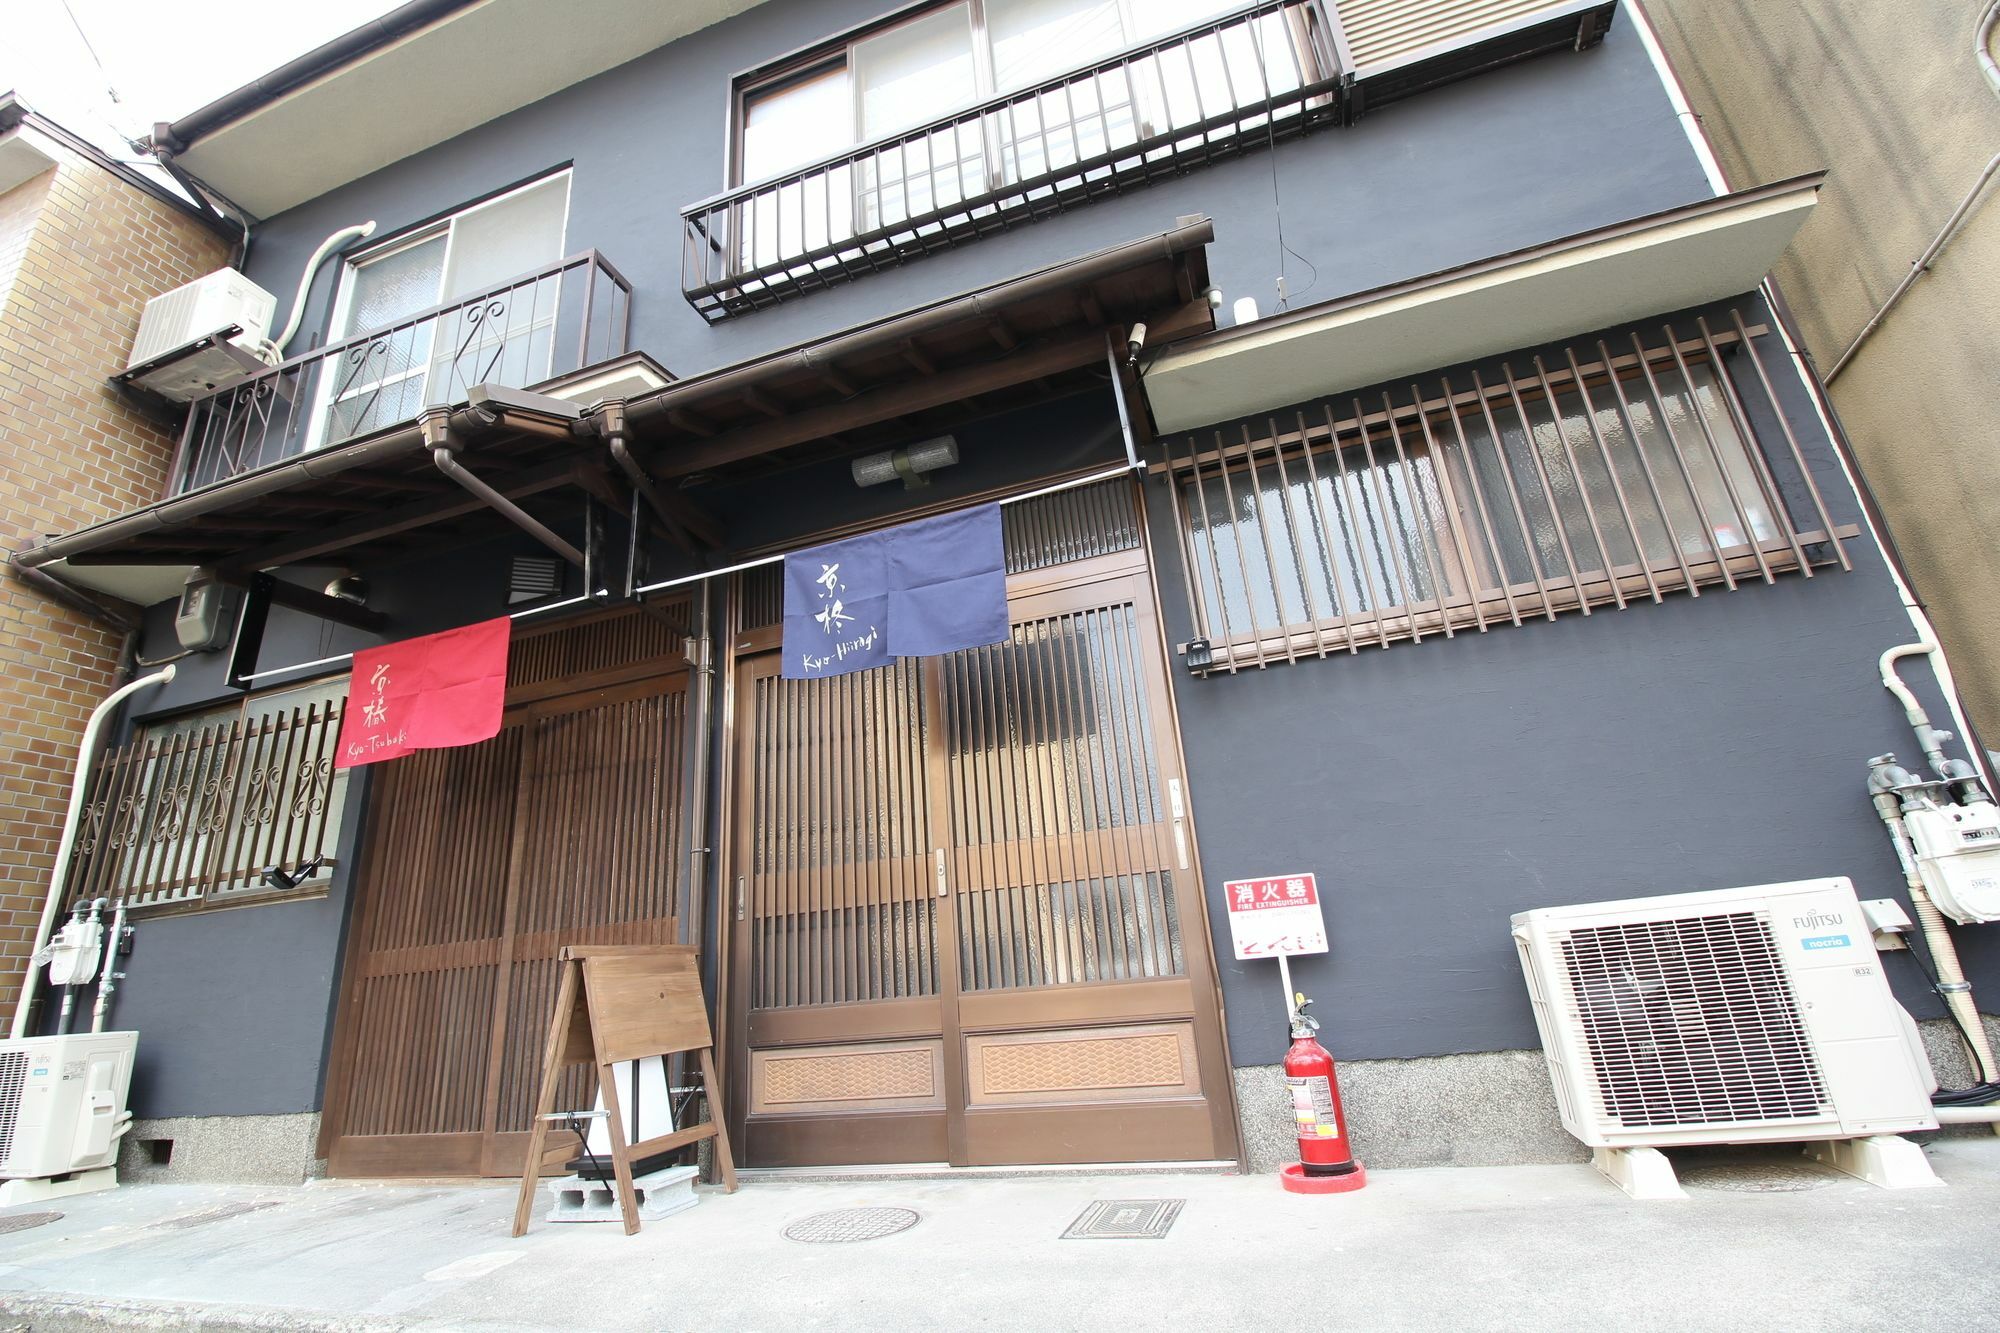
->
xmin=1063 ymin=1198 xmax=1184 ymax=1239
xmin=0 ymin=1212 xmax=61 ymax=1235
xmin=1678 ymin=1160 xmax=1838 ymax=1193
xmin=151 ymin=1201 xmax=282 ymax=1230
xmin=784 ymin=1206 xmax=920 ymax=1243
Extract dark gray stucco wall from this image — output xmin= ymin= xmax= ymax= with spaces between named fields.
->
xmin=234 ymin=8 xmax=1708 ymax=391
xmin=109 ymin=0 xmax=1965 ymax=1117
xmin=1149 ymin=295 xmax=2000 ymax=1070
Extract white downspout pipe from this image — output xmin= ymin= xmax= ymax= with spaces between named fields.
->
xmin=264 ymin=221 xmax=377 ymax=360
xmin=11 ymin=666 xmax=174 ymax=1040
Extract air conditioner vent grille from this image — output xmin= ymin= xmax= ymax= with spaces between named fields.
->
xmin=0 ymin=1051 xmax=28 ymax=1165
xmin=1556 ymin=910 xmax=1829 ymax=1129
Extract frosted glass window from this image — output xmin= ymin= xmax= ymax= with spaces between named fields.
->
xmin=742 ymin=64 xmax=855 ymax=182
xmin=441 ymin=174 xmax=569 ymax=299
xmin=855 ymin=4 xmax=978 ymax=139
xmin=1130 ymin=0 xmax=1242 ymax=40
xmin=988 ymin=0 xmax=1124 ymax=90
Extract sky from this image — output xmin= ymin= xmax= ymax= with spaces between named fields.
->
xmin=0 ymin=0 xmax=405 ymax=160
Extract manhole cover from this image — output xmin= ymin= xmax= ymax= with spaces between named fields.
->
xmin=0 ymin=1212 xmax=61 ymax=1235
xmin=151 ymin=1200 xmax=282 ymax=1230
xmin=1678 ymin=1160 xmax=1837 ymax=1193
xmin=1062 ymin=1198 xmax=1184 ymax=1239
xmin=783 ymin=1206 xmax=920 ymax=1244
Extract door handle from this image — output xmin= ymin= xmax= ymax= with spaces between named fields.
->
xmin=1168 ymin=778 xmax=1189 ymax=871
xmin=735 ymin=875 xmax=746 ymax=921
xmin=934 ymin=848 xmax=948 ymax=898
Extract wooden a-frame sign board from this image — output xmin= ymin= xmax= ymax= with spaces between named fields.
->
xmin=511 ymin=944 xmax=737 ymax=1236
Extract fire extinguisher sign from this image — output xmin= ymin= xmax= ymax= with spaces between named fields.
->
xmin=1222 ymin=873 xmax=1328 ymax=961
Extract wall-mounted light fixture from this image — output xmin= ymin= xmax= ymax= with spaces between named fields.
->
xmin=1183 ymin=638 xmax=1214 ymax=674
xmin=851 ymin=435 xmax=959 ymax=490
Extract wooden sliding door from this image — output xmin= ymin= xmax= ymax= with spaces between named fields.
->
xmin=726 ymin=495 xmax=1236 ymax=1168
xmin=322 ymin=610 xmax=690 ymax=1177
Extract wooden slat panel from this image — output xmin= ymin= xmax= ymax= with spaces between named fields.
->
xmin=939 ymin=600 xmax=1186 ymax=991
xmin=748 ymin=659 xmax=935 ymax=1010
xmin=327 ymin=609 xmax=693 ymax=1177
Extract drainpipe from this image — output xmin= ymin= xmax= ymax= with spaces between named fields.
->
xmin=422 ymin=408 xmax=586 ymax=568
xmin=1825 ymin=1 xmax=1999 ymax=380
xmin=12 ymin=666 xmax=175 ymax=1040
xmin=597 ymin=399 xmax=695 ymax=554
xmin=679 ymin=581 xmax=716 ymax=951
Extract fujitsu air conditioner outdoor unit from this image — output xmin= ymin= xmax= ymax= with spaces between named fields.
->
xmin=123 ymin=269 xmax=278 ymax=401
xmin=0 ymin=1032 xmax=137 ymax=1181
xmin=1512 ymin=877 xmax=1937 ymax=1153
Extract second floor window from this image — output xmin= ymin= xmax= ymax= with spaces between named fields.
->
xmin=318 ymin=170 xmax=571 ymax=445
xmin=737 ymin=1 xmax=1269 ymax=193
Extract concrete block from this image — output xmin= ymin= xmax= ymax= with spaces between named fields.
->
xmin=545 ymin=1164 xmax=699 ymax=1224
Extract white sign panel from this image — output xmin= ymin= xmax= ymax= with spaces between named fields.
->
xmin=1223 ymin=872 xmax=1328 ymax=961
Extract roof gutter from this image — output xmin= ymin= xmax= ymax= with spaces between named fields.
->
xmin=153 ymin=0 xmax=479 ymax=153
xmin=621 ymin=217 xmax=1215 ymax=433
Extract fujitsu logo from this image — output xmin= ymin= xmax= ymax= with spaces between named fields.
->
xmin=1793 ymin=909 xmax=1844 ymax=930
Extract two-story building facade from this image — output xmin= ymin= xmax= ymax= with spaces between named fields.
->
xmin=12 ymin=0 xmax=1998 ymax=1184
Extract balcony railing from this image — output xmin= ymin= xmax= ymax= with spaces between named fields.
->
xmin=680 ymin=0 xmax=1342 ymax=322
xmin=170 ymin=250 xmax=633 ymax=496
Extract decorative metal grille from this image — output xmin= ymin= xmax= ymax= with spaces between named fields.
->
xmin=1159 ymin=314 xmax=1852 ymax=671
xmin=1556 ymin=910 xmax=1830 ymax=1130
xmin=170 ymin=251 xmax=632 ymax=495
xmin=64 ymin=693 xmax=348 ymax=910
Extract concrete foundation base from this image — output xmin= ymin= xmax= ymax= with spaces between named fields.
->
xmin=1235 ymin=1015 xmax=2000 ymax=1172
xmin=115 ymin=1113 xmax=321 ymax=1185
xmin=1235 ymin=1048 xmax=1586 ymax=1171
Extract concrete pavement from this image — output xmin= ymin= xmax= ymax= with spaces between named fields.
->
xmin=3 ymin=1140 xmax=1999 ymax=1330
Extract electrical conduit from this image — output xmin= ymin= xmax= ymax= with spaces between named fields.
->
xmin=11 ymin=666 xmax=174 ymax=1040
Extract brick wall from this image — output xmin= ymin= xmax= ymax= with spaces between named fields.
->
xmin=0 ymin=136 xmax=231 ymax=1017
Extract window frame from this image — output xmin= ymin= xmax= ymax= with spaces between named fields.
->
xmin=311 ymin=169 xmax=574 ymax=449
xmin=727 ymin=0 xmax=1258 ymax=191
xmin=1160 ymin=323 xmax=1856 ymax=673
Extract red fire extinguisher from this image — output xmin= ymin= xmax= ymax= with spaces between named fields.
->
xmin=1281 ymin=994 xmax=1366 ymax=1193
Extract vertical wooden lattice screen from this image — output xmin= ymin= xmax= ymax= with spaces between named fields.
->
xmin=748 ymin=660 xmax=935 ymax=1009
xmin=327 ymin=610 xmax=689 ymax=1177
xmin=939 ymin=602 xmax=1183 ymax=991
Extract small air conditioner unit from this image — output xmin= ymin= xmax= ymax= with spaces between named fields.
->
xmin=1513 ymin=878 xmax=1936 ymax=1160
xmin=124 ymin=269 xmax=278 ymax=401
xmin=0 ymin=1032 xmax=137 ymax=1182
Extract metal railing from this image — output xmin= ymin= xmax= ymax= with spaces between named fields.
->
xmin=1158 ymin=313 xmax=1853 ymax=671
xmin=680 ymin=0 xmax=1341 ymax=321
xmin=63 ymin=695 xmax=349 ymax=910
xmin=170 ymin=250 xmax=633 ymax=495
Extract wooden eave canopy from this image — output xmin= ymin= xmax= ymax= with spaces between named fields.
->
xmin=620 ymin=217 xmax=1215 ymax=487
xmin=19 ymin=219 xmax=1212 ymax=578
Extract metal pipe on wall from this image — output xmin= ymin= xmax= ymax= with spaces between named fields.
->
xmin=1826 ymin=0 xmax=2000 ymax=381
xmin=680 ymin=581 xmax=716 ymax=950
xmin=11 ymin=666 xmax=175 ymax=1040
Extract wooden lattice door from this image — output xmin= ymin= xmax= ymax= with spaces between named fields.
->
xmin=727 ymin=539 xmax=1236 ymax=1168
xmin=322 ymin=611 xmax=689 ymax=1177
